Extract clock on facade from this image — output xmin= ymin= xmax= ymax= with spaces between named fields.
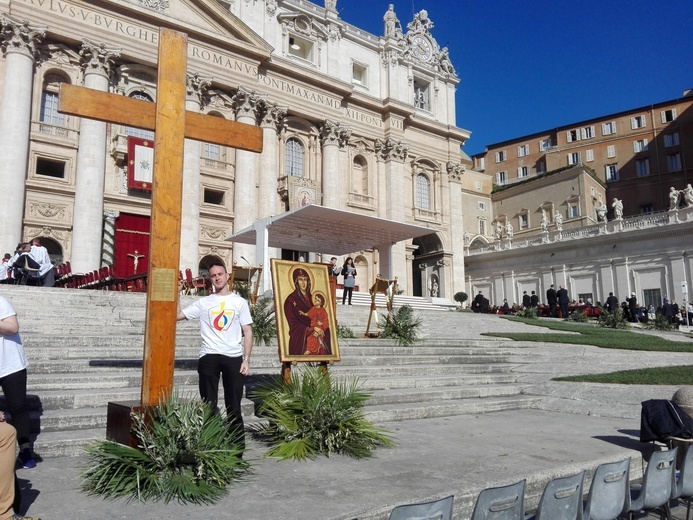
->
xmin=411 ymin=35 xmax=432 ymax=62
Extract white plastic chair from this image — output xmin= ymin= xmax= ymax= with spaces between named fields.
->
xmin=624 ymin=448 xmax=677 ymax=520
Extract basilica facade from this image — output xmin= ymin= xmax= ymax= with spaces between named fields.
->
xmin=0 ymin=0 xmax=486 ymax=298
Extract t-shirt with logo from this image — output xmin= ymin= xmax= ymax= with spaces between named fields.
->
xmin=182 ymin=293 xmax=252 ymax=358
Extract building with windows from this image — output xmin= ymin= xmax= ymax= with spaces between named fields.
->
xmin=0 ymin=0 xmax=485 ymax=298
xmin=472 ymin=93 xmax=693 ymax=221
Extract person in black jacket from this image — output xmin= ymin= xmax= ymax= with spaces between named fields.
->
xmin=557 ymin=285 xmax=570 ymax=318
xmin=606 ymin=292 xmax=619 ymax=313
xmin=546 ymin=284 xmax=557 ymax=317
xmin=522 ymin=291 xmax=530 ymax=309
xmin=530 ymin=291 xmax=539 ymax=308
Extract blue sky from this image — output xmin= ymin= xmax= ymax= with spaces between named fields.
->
xmin=336 ymin=0 xmax=693 ymax=156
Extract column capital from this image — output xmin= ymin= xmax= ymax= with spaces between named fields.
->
xmin=231 ymin=86 xmax=263 ymax=121
xmin=446 ymin=161 xmax=464 ymax=181
xmin=104 ymin=209 xmax=120 ymax=222
xmin=320 ymin=119 xmax=350 ymax=148
xmin=186 ymin=72 xmax=211 ymax=107
xmin=375 ymin=137 xmax=409 ymax=162
xmin=259 ymin=101 xmax=287 ymax=133
xmin=80 ymin=39 xmax=120 ymax=77
xmin=1 ymin=14 xmax=45 ymax=59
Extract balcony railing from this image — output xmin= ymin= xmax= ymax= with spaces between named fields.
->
xmin=31 ymin=121 xmax=78 ymax=142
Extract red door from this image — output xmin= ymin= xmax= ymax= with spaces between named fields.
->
xmin=114 ymin=213 xmax=150 ymax=278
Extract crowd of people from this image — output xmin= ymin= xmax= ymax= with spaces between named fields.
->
xmin=0 ymin=240 xmax=55 ymax=287
xmin=470 ymin=287 xmax=692 ymax=326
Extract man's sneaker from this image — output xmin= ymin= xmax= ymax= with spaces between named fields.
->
xmin=17 ymin=448 xmax=36 ymax=469
xmin=10 ymin=514 xmax=41 ymax=520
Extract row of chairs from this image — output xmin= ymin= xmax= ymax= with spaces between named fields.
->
xmin=389 ymin=446 xmax=692 ymax=520
xmin=54 ymin=263 xmax=148 ymax=292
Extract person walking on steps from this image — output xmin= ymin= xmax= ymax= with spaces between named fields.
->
xmin=341 ymin=257 xmax=357 ymax=305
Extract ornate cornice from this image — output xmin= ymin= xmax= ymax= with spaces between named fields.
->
xmin=186 ymin=72 xmax=211 ymax=107
xmin=231 ymin=86 xmax=263 ymax=122
xmin=259 ymin=101 xmax=287 ymax=132
xmin=446 ymin=161 xmax=464 ymax=181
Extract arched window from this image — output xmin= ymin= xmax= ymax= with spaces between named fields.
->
xmin=125 ymin=91 xmax=155 ymax=140
xmin=40 ymin=73 xmax=68 ymax=126
xmin=416 ymin=173 xmax=430 ymax=210
xmin=353 ymin=155 xmax=368 ymax=195
xmin=285 ymin=137 xmax=304 ymax=177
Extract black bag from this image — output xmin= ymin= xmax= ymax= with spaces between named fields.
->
xmin=640 ymin=399 xmax=693 ymax=443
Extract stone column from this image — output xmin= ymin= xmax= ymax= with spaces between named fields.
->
xmin=0 ymin=16 xmax=45 ymax=254
xmin=375 ymin=138 xmax=409 ymax=291
xmin=70 ymin=39 xmax=120 ymax=273
xmin=101 ymin=210 xmax=119 ymax=266
xmin=447 ymin=162 xmax=465 ymax=297
xmin=231 ymin=87 xmax=262 ymax=264
xmin=258 ymin=100 xmax=286 ymax=284
xmin=179 ymin=73 xmax=210 ymax=274
xmin=320 ymin=119 xmax=350 ymax=209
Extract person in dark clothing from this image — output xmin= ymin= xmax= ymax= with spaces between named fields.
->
xmin=546 ymin=284 xmax=557 ymax=317
xmin=606 ymin=292 xmax=619 ymax=313
xmin=530 ymin=291 xmax=539 ymax=308
xmin=472 ymin=291 xmax=484 ymax=313
xmin=628 ymin=292 xmax=639 ymax=322
xmin=522 ymin=291 xmax=530 ymax=309
xmin=557 ymin=285 xmax=570 ymax=318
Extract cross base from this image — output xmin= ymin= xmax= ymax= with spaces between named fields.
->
xmin=106 ymin=400 xmax=153 ymax=447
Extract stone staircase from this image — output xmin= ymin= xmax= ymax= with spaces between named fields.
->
xmin=0 ymin=285 xmax=536 ymax=458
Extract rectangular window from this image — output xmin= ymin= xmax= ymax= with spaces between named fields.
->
xmin=536 ymin=161 xmax=545 ymax=174
xmin=567 ymin=152 xmax=580 ymax=165
xmin=607 ymin=145 xmax=616 ymax=158
xmin=495 ymin=150 xmax=506 ymax=163
xmin=475 ymin=181 xmax=482 ymax=191
xmin=519 ymin=214 xmax=528 ymax=229
xmin=517 ymin=166 xmax=529 ymax=178
xmin=633 ymin=139 xmax=649 ymax=153
xmin=413 ymin=80 xmax=430 ymax=111
xmin=664 ymin=133 xmax=680 ymax=147
xmin=539 ymin=138 xmax=552 ymax=151
xmin=581 ymin=126 xmax=595 ymax=139
xmin=661 ymin=109 xmax=677 ymax=123
xmin=477 ymin=201 xmax=486 ymax=211
xmin=640 ymin=204 xmax=654 ymax=215
xmin=643 ymin=288 xmax=661 ymax=309
xmin=36 ymin=157 xmax=66 ymax=179
xmin=202 ymin=143 xmax=220 ymax=160
xmin=605 ymin=164 xmax=619 ymax=182
xmin=602 ymin=121 xmax=616 ymax=135
xmin=631 ymin=115 xmax=646 ymax=129
xmin=585 ymin=149 xmax=594 ymax=162
xmin=352 ymin=62 xmax=368 ymax=86
xmin=40 ymin=92 xmax=65 ymax=126
xmin=567 ymin=129 xmax=579 ymax=142
xmin=479 ymin=219 xmax=486 ymax=236
xmin=636 ymin=158 xmax=650 ymax=177
xmin=496 ymin=171 xmax=507 ymax=185
xmin=203 ymin=188 xmax=225 ymax=205
xmin=569 ymin=204 xmax=579 ymax=218
xmin=667 ymin=153 xmax=682 ymax=172
xmin=517 ymin=144 xmax=529 ymax=157
xmin=288 ymin=35 xmax=313 ymax=61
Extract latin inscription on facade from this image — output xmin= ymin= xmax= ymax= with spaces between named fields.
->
xmin=258 ymin=73 xmax=341 ymax=111
xmin=345 ymin=108 xmax=383 ymax=128
xmin=190 ymin=45 xmax=258 ymax=78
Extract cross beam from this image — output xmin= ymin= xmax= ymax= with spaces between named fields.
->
xmin=59 ymin=29 xmax=263 ymax=407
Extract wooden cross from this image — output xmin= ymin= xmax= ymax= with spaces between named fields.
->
xmin=59 ymin=29 xmax=263 ymax=407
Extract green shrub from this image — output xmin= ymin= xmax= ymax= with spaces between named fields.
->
xmin=514 ymin=307 xmax=538 ymax=319
xmin=337 ymin=323 xmax=355 ymax=338
xmin=597 ymin=309 xmax=629 ymax=329
xmin=249 ymin=367 xmax=394 ymax=460
xmin=251 ymin=296 xmax=276 ymax=345
xmin=381 ymin=305 xmax=422 ymax=346
xmin=81 ymin=393 xmax=248 ymax=504
xmin=643 ymin=312 xmax=674 ymax=331
xmin=566 ymin=310 xmax=589 ymax=322
xmin=454 ymin=291 xmax=468 ymax=304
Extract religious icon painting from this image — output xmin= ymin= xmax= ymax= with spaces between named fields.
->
xmin=270 ymin=259 xmax=340 ymax=363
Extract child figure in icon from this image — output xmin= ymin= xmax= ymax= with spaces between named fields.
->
xmin=298 ymin=291 xmax=331 ymax=355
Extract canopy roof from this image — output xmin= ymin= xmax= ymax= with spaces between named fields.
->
xmin=226 ymin=205 xmax=436 ymax=255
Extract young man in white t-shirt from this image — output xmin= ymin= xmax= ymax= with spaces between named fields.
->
xmin=177 ymin=263 xmax=253 ymax=448
xmin=0 ymin=296 xmax=35 ymax=470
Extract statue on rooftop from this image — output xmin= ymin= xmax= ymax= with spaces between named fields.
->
xmin=670 ymin=186 xmax=681 ymax=210
xmin=612 ymin=198 xmax=623 ymax=220
xmin=683 ymin=184 xmax=693 ymax=207
xmin=383 ymin=4 xmax=402 ymax=38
